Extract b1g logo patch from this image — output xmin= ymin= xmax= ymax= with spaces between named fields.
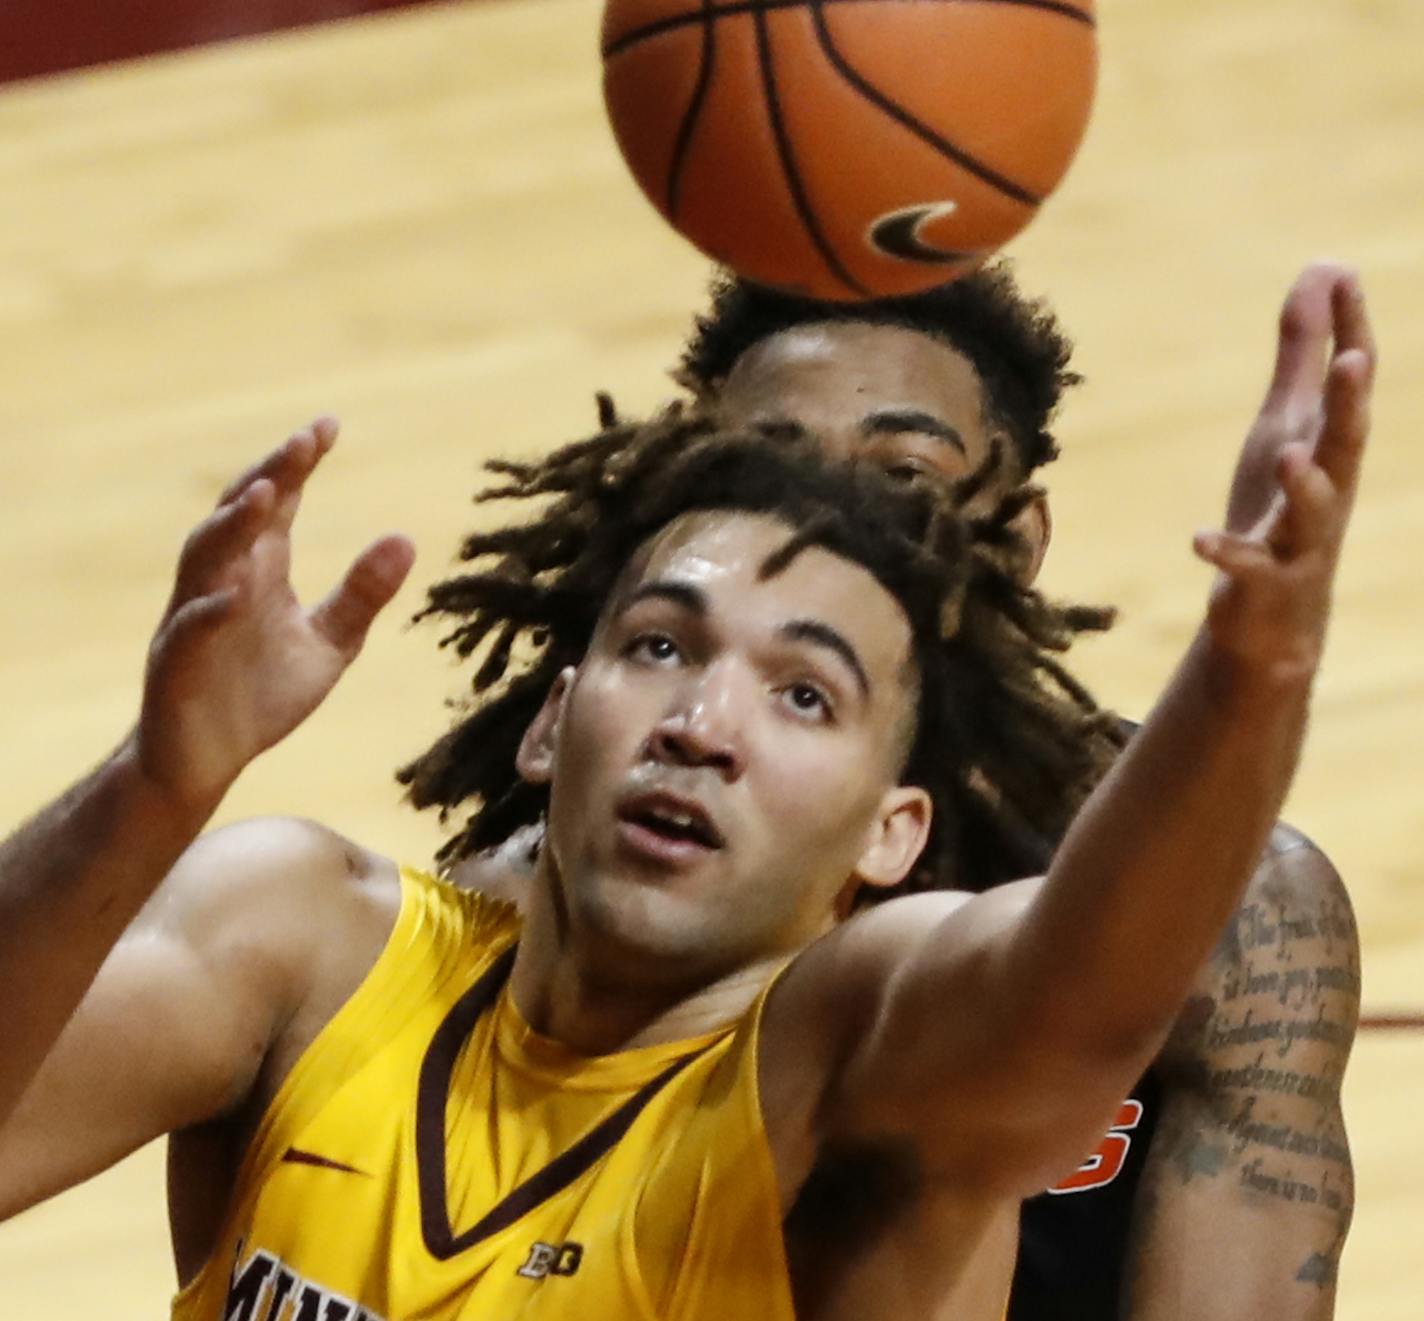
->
xmin=1048 ymin=1099 xmax=1145 ymax=1195
xmin=516 ymin=1241 xmax=584 ymax=1280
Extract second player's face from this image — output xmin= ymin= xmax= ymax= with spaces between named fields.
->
xmin=533 ymin=511 xmax=928 ymax=984
xmin=714 ymin=321 xmax=1001 ymax=491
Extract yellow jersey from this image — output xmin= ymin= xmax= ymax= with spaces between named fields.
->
xmin=172 ymin=866 xmax=795 ymax=1321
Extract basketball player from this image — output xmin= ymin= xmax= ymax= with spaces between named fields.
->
xmin=453 ymin=262 xmax=1365 ymax=1317
xmin=0 ymin=270 xmax=1371 ymax=1321
xmin=673 ymin=261 xmax=1362 ymax=1321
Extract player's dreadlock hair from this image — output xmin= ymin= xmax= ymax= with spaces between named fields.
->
xmin=678 ymin=263 xmax=1079 ymax=477
xmin=397 ymin=410 xmax=1123 ymax=898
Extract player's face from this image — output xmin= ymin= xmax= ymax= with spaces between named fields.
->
xmin=525 ymin=511 xmax=930 ymax=982
xmin=714 ymin=322 xmax=1000 ymax=490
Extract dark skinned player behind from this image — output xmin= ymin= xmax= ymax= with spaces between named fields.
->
xmin=0 ymin=271 xmax=1372 ymax=1319
xmin=461 ymin=263 xmax=1367 ymax=1320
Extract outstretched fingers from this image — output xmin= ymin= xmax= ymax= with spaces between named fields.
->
xmin=170 ymin=478 xmax=276 ymax=612
xmin=1330 ymin=269 xmax=1377 ymax=365
xmin=1271 ymin=443 xmax=1340 ymax=558
xmin=1206 ymin=439 xmax=1347 ymax=577
xmin=308 ymin=534 xmax=417 ymax=663
xmin=1261 ymin=264 xmax=1349 ymax=415
xmin=1313 ymin=349 xmax=1372 ymax=496
xmin=215 ymin=416 xmax=339 ymax=530
xmin=1201 ymin=352 xmax=1370 ymax=580
xmin=1193 ymin=527 xmax=1276 ymax=580
xmin=1309 ymin=279 xmax=1375 ymax=502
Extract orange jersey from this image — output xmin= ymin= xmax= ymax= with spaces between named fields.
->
xmin=172 ymin=867 xmax=795 ymax=1321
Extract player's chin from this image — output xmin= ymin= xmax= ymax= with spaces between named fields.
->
xmin=576 ymin=879 xmax=745 ymax=980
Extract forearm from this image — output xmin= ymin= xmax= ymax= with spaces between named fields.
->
xmin=1011 ymin=628 xmax=1312 ymax=1058
xmin=0 ymin=739 xmax=211 ymax=1123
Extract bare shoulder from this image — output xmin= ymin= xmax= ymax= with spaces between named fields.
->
xmin=763 ymin=878 xmax=1044 ymax=1085
xmin=1160 ymin=824 xmax=1358 ymax=1082
xmin=758 ymin=884 xmax=1039 ymax=1195
xmin=1259 ymin=820 xmax=1350 ymax=905
xmin=142 ymin=815 xmax=402 ymax=1014
xmin=768 ymin=890 xmax=988 ymax=1032
xmin=150 ymin=815 xmax=397 ymax=926
xmin=159 ymin=817 xmax=405 ymax=1141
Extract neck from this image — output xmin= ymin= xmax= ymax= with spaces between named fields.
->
xmin=509 ymin=859 xmax=785 ymax=1057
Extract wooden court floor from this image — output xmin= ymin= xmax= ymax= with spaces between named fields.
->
xmin=0 ymin=0 xmax=1420 ymax=1314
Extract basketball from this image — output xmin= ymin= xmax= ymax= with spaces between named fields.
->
xmin=602 ymin=0 xmax=1098 ymax=301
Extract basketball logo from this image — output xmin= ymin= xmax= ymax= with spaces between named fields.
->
xmin=867 ymin=202 xmax=971 ymax=266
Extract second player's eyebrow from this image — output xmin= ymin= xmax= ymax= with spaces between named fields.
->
xmin=780 ymin=619 xmax=870 ymax=699
xmin=862 ymin=409 xmax=967 ymax=454
xmin=751 ymin=416 xmax=811 ymax=443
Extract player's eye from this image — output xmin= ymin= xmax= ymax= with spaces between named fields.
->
xmin=626 ymin=633 xmax=681 ymax=664
xmin=884 ymin=459 xmax=930 ymax=483
xmin=781 ymin=681 xmax=834 ymax=722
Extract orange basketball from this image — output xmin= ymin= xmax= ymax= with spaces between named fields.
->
xmin=602 ymin=0 xmax=1097 ymax=300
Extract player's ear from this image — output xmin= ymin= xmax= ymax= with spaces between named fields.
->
xmin=850 ymin=785 xmax=933 ymax=897
xmin=516 ymin=668 xmax=576 ymax=785
xmin=1012 ymin=490 xmax=1052 ymax=584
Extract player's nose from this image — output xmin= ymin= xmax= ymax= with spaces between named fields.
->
xmin=647 ymin=662 xmax=747 ymax=781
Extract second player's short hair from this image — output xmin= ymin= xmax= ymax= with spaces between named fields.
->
xmin=678 ymin=264 xmax=1080 ymax=477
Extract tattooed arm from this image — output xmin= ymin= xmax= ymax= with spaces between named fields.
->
xmin=1121 ymin=828 xmax=1359 ymax=1320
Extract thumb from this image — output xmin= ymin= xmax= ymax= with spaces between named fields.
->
xmin=310 ymin=534 xmax=416 ymax=660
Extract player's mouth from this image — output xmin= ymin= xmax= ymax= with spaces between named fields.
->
xmin=615 ymin=791 xmax=724 ymax=866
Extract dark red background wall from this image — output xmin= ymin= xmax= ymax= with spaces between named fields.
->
xmin=0 ymin=1 xmax=429 ymax=85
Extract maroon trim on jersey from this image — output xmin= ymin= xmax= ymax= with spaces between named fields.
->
xmin=414 ymin=944 xmax=713 ymax=1261
xmin=0 ymin=0 xmax=433 ymax=86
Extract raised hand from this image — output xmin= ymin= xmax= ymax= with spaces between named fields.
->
xmin=1194 ymin=268 xmax=1375 ymax=683
xmin=1223 ymin=263 xmax=1369 ymax=533
xmin=134 ymin=418 xmax=416 ymax=814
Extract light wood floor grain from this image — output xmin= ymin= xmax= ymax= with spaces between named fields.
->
xmin=0 ymin=0 xmax=1419 ymax=1315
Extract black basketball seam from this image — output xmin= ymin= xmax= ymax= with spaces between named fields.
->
xmin=753 ymin=0 xmax=871 ymax=297
xmin=808 ymin=0 xmax=1043 ymax=206
xmin=603 ymin=0 xmax=1092 ymax=63
xmin=665 ymin=0 xmax=720 ymax=218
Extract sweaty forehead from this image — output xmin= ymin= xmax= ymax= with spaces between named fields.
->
xmin=610 ymin=510 xmax=914 ymax=685
xmin=717 ymin=322 xmax=987 ymax=427
xmin=624 ymin=510 xmax=789 ymax=591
